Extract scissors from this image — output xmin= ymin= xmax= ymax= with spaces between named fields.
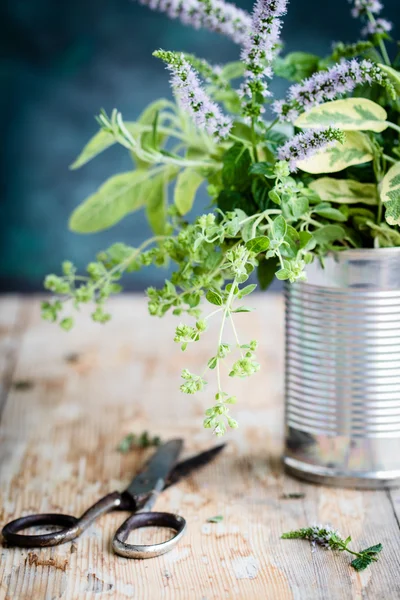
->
xmin=2 ymin=439 xmax=224 ymax=559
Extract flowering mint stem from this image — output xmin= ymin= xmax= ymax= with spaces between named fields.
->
xmin=137 ymin=0 xmax=251 ymax=44
xmin=366 ymin=10 xmax=391 ymax=65
xmin=154 ymin=50 xmax=232 ymax=140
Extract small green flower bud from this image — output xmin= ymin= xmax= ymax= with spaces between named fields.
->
xmin=60 ymin=317 xmax=74 ymax=331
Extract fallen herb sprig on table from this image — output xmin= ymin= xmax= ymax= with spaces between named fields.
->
xmin=117 ymin=431 xmax=162 ymax=453
xmin=206 ymin=515 xmax=224 ymax=523
xmin=282 ymin=525 xmax=383 ymax=571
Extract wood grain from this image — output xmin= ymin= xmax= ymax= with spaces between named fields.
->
xmin=1 ymin=294 xmax=399 ymax=599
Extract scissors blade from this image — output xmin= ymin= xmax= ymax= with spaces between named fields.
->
xmin=124 ymin=439 xmax=183 ymax=500
xmin=163 ymin=443 xmax=226 ymax=490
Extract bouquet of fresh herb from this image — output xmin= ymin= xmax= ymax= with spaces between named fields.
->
xmin=43 ymin=0 xmax=400 ymax=436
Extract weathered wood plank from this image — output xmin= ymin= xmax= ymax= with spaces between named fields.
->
xmin=1 ymin=295 xmax=399 ymax=600
xmin=0 ymin=296 xmax=32 ymax=419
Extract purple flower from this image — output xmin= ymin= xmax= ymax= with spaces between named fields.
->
xmin=154 ymin=50 xmax=231 ymax=140
xmin=350 ymin=0 xmax=383 ymax=18
xmin=273 ymin=59 xmax=394 ymax=122
xmin=240 ymin=0 xmax=288 ymax=124
xmin=362 ymin=17 xmax=392 ymax=36
xmin=137 ymin=0 xmax=251 ymax=44
xmin=278 ymin=127 xmax=346 ymax=172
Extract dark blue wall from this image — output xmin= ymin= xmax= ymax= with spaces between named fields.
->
xmin=1 ymin=0 xmax=398 ymax=290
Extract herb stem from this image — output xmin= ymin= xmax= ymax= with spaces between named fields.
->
xmin=251 ymin=117 xmax=259 ymax=163
xmin=265 ymin=118 xmax=279 ymax=133
xmin=367 ymin=10 xmax=391 ymax=66
xmin=229 ymin=313 xmax=244 ymax=358
xmin=386 ymin=122 xmax=400 ymax=135
xmin=383 ymin=153 xmax=397 ymax=164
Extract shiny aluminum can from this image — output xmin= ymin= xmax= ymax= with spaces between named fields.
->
xmin=284 ymin=248 xmax=400 ymax=488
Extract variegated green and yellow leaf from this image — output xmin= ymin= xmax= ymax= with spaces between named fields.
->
xmin=380 ymin=162 xmax=400 ymax=226
xmin=295 ymin=98 xmax=388 ymax=132
xmin=297 ymin=132 xmax=374 ymax=174
xmin=309 ymin=178 xmax=378 ymax=205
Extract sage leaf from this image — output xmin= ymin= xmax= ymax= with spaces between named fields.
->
xmin=313 ymin=204 xmax=348 ymax=222
xmin=70 ymin=129 xmax=116 ymax=170
xmin=146 ymin=168 xmax=178 ymax=234
xmin=134 ymin=99 xmax=172 ymax=168
xmin=380 ymin=161 xmax=400 ymax=226
xmin=174 ymin=167 xmax=204 ymax=215
xmin=295 ymin=98 xmax=388 ymax=132
xmin=310 ymin=178 xmax=378 ymax=205
xmin=297 ymin=131 xmax=374 ymax=174
xmin=69 ymin=170 xmax=152 ymax=233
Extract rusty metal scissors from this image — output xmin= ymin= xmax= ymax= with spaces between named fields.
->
xmin=2 ymin=440 xmax=224 ymax=559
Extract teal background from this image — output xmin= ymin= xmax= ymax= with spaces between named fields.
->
xmin=1 ymin=0 xmax=398 ymax=290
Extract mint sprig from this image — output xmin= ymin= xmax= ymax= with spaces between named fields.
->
xmin=282 ymin=525 xmax=383 ymax=571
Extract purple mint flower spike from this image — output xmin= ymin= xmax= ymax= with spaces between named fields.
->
xmin=361 ymin=17 xmax=392 ymax=36
xmin=350 ymin=0 xmax=383 ymax=18
xmin=273 ymin=59 xmax=393 ymax=122
xmin=278 ymin=127 xmax=346 ymax=172
xmin=240 ymin=0 xmax=288 ymax=124
xmin=154 ymin=50 xmax=232 ymax=140
xmin=137 ymin=0 xmax=251 ymax=44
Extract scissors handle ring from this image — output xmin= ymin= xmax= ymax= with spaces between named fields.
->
xmin=112 ymin=511 xmax=187 ymax=559
xmin=1 ymin=492 xmax=124 ymax=548
xmin=2 ymin=513 xmax=79 ymax=547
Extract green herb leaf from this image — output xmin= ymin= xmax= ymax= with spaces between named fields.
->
xmin=146 ymin=167 xmax=179 ymax=234
xmin=309 ymin=178 xmax=379 ymax=205
xmin=222 ymin=143 xmax=252 ymax=192
xmin=206 ymin=515 xmax=224 ymax=523
xmin=297 ymin=132 xmax=374 ymax=174
xmin=351 ymin=555 xmax=373 ymax=571
xmin=313 ymin=224 xmax=347 ymax=245
xmin=295 ymin=98 xmax=388 ymax=132
xmin=246 ymin=236 xmax=270 ymax=253
xmin=380 ymin=162 xmax=400 ymax=226
xmin=174 ymin=167 xmax=204 ymax=215
xmin=69 ymin=170 xmax=153 ymax=233
xmin=273 ymin=52 xmax=320 ymax=82
xmin=206 ymin=290 xmax=223 ymax=306
xmin=70 ymin=129 xmax=116 ymax=170
xmin=237 ymin=284 xmax=257 ymax=298
xmin=273 ymin=215 xmax=287 ymax=240
xmin=313 ymin=204 xmax=348 ymax=222
xmin=249 ymin=162 xmax=276 ymax=178
xmin=257 ymin=257 xmax=279 ymax=290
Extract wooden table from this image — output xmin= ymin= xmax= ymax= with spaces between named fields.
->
xmin=1 ymin=295 xmax=400 ymax=599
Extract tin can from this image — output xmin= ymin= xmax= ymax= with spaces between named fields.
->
xmin=284 ymin=248 xmax=400 ymax=488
